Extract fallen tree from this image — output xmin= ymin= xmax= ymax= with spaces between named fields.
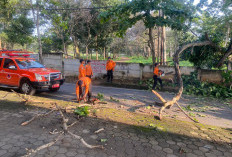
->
xmin=152 ymin=39 xmax=213 ymax=121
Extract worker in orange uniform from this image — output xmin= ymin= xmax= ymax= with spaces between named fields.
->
xmin=85 ymin=60 xmax=93 ymax=79
xmin=76 ymin=77 xmax=92 ymax=102
xmin=78 ymin=59 xmax=86 ymax=79
xmin=106 ymin=57 xmax=116 ymax=83
xmin=152 ymin=63 xmax=163 ymax=90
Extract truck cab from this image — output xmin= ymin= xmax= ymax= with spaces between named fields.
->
xmin=0 ymin=50 xmax=65 ymax=95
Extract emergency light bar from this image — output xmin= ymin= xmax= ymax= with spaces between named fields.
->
xmin=7 ymin=53 xmax=30 ymax=57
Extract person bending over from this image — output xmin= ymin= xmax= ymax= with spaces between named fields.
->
xmin=76 ymin=77 xmax=92 ymax=102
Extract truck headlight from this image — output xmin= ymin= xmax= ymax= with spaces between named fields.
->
xmin=35 ymin=74 xmax=43 ymax=81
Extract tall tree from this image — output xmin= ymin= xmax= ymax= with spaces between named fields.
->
xmin=100 ymin=0 xmax=196 ymax=65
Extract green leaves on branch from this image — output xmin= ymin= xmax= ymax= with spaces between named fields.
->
xmin=100 ymin=0 xmax=196 ymax=37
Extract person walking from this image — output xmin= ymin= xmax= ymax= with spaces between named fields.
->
xmin=106 ymin=57 xmax=116 ymax=83
xmin=85 ymin=60 xmax=93 ymax=79
xmin=152 ymin=63 xmax=163 ymax=90
xmin=78 ymin=59 xmax=86 ymax=79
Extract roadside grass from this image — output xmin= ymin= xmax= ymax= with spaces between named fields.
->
xmin=123 ymin=56 xmax=194 ymax=66
xmin=0 ymin=90 xmax=231 ymax=144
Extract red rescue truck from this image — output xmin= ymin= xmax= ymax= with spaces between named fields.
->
xmin=0 ymin=50 xmax=65 ymax=95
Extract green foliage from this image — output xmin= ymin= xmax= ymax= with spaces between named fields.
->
xmin=139 ymin=78 xmax=153 ymax=90
xmin=97 ymin=93 xmax=104 ymax=101
xmin=140 ymin=71 xmax=232 ymax=98
xmin=100 ymin=0 xmax=196 ymax=37
xmin=4 ymin=15 xmax=34 ymax=46
xmin=110 ymin=96 xmax=120 ymax=102
xmin=182 ymin=72 xmax=232 ymax=99
xmin=222 ymin=71 xmax=232 ymax=85
xmin=74 ymin=106 xmax=89 ymax=117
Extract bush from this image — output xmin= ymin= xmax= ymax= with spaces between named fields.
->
xmin=182 ymin=72 xmax=232 ymax=99
xmin=140 ymin=71 xmax=232 ymax=99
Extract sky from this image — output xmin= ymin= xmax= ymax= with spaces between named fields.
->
xmin=194 ymin=0 xmax=212 ymax=5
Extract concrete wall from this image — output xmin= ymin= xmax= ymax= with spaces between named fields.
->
xmin=42 ymin=54 xmax=224 ymax=83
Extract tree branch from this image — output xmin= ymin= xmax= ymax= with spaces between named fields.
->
xmin=217 ymin=38 xmax=232 ymax=67
xmin=21 ymin=110 xmax=55 ymax=126
xmin=153 ymin=40 xmax=213 ymax=120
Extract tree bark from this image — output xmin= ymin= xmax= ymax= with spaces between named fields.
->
xmin=148 ymin=27 xmax=156 ymax=65
xmin=85 ymin=46 xmax=89 ymax=59
xmin=72 ymin=36 xmax=80 ymax=59
xmin=157 ymin=27 xmax=160 ymax=64
xmin=153 ymin=40 xmax=212 ymax=120
xmin=103 ymin=47 xmax=106 ymax=60
xmin=35 ymin=1 xmax=43 ymax=64
xmin=162 ymin=26 xmax=166 ymax=65
xmin=217 ymin=38 xmax=232 ymax=67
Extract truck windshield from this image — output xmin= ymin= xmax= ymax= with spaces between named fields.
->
xmin=16 ymin=59 xmax=45 ymax=69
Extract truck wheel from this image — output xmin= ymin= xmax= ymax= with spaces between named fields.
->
xmin=20 ymin=80 xmax=36 ymax=95
xmin=49 ymin=87 xmax=60 ymax=92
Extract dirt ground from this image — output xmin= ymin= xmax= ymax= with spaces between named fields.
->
xmin=0 ymin=90 xmax=232 ymax=157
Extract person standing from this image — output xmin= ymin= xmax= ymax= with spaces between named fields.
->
xmin=76 ymin=77 xmax=92 ymax=102
xmin=152 ymin=63 xmax=163 ymax=90
xmin=79 ymin=59 xmax=86 ymax=79
xmin=85 ymin=60 xmax=93 ymax=79
xmin=106 ymin=57 xmax=116 ymax=83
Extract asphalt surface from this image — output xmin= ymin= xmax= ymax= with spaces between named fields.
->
xmin=36 ymin=83 xmax=232 ymax=128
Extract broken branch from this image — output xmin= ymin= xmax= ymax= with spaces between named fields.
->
xmin=68 ymin=131 xmax=103 ymax=149
xmin=21 ymin=110 xmax=55 ymax=126
xmin=22 ymin=132 xmax=64 ymax=157
xmin=175 ymin=102 xmax=199 ymax=123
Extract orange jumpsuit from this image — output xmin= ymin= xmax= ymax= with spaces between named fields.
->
xmin=106 ymin=60 xmax=116 ymax=71
xmin=79 ymin=63 xmax=86 ymax=79
xmin=85 ymin=64 xmax=93 ymax=78
xmin=153 ymin=67 xmax=163 ymax=89
xmin=76 ymin=77 xmax=92 ymax=101
xmin=154 ymin=67 xmax=162 ymax=76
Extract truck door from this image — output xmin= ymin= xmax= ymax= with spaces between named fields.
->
xmin=2 ymin=58 xmax=20 ymax=87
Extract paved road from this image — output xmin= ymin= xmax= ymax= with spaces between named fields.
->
xmin=37 ymin=83 xmax=232 ymax=128
xmin=0 ymin=108 xmax=232 ymax=157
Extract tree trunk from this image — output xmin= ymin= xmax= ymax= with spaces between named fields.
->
xmin=217 ymin=38 xmax=232 ymax=67
xmin=36 ymin=1 xmax=43 ymax=64
xmin=157 ymin=27 xmax=160 ymax=64
xmin=96 ymin=50 xmax=98 ymax=60
xmin=169 ymin=42 xmax=172 ymax=58
xmin=103 ymin=47 xmax=106 ymax=60
xmin=62 ymin=37 xmax=67 ymax=56
xmin=72 ymin=36 xmax=80 ymax=59
xmin=30 ymin=0 xmax=43 ymax=64
xmin=154 ymin=40 xmax=212 ymax=120
xmin=85 ymin=46 xmax=89 ymax=59
xmin=148 ymin=47 xmax=151 ymax=57
xmin=162 ymin=26 xmax=166 ymax=65
xmin=149 ymin=27 xmax=156 ymax=65
xmin=90 ymin=50 xmax=92 ymax=59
